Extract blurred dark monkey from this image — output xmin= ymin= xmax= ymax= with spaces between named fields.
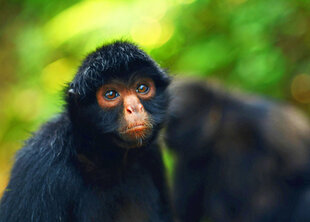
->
xmin=165 ymin=80 xmax=310 ymax=222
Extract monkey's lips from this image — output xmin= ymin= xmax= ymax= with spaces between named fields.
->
xmin=120 ymin=124 xmax=151 ymax=141
xmin=123 ymin=124 xmax=148 ymax=135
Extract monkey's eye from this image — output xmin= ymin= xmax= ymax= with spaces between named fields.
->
xmin=136 ymin=84 xmax=149 ymax=94
xmin=104 ymin=90 xmax=119 ymax=100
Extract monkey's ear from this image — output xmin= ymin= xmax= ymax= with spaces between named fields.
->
xmin=67 ymin=82 xmax=77 ymax=96
xmin=66 ymin=87 xmax=79 ymax=101
xmin=66 ymin=87 xmax=80 ymax=105
xmin=68 ymin=88 xmax=75 ymax=95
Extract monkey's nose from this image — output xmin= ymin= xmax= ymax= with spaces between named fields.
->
xmin=126 ymin=104 xmax=144 ymax=114
xmin=124 ymin=94 xmax=144 ymax=114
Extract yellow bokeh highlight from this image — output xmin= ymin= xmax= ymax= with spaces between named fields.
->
xmin=131 ymin=19 xmax=162 ymax=47
xmin=12 ymin=89 xmax=40 ymax=121
xmin=0 ymin=166 xmax=9 ymax=198
xmin=41 ymin=58 xmax=76 ymax=93
xmin=131 ymin=19 xmax=174 ymax=47
xmin=291 ymin=74 xmax=310 ymax=103
xmin=157 ymin=21 xmax=174 ymax=46
xmin=174 ymin=0 xmax=197 ymax=4
xmin=44 ymin=0 xmax=173 ymax=49
xmin=135 ymin=0 xmax=168 ymax=20
xmin=45 ymin=1 xmax=114 ymax=46
xmin=0 ymin=143 xmax=19 ymax=198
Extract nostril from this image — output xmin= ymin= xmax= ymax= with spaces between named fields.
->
xmin=126 ymin=106 xmax=133 ymax=114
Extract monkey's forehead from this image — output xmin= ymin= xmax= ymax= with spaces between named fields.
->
xmin=103 ymin=75 xmax=150 ymax=86
xmin=102 ymin=66 xmax=161 ymax=81
xmin=68 ymin=65 xmax=169 ymax=99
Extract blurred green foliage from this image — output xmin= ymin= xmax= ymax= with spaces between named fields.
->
xmin=1 ymin=0 xmax=310 ymax=194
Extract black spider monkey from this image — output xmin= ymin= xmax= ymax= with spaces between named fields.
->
xmin=166 ymin=80 xmax=310 ymax=222
xmin=0 ymin=41 xmax=173 ymax=222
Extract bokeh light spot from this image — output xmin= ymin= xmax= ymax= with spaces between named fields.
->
xmin=45 ymin=1 xmax=113 ymax=46
xmin=157 ymin=22 xmax=174 ymax=46
xmin=136 ymin=0 xmax=168 ymax=20
xmin=131 ymin=19 xmax=162 ymax=47
xmin=12 ymin=89 xmax=40 ymax=121
xmin=175 ymin=0 xmax=197 ymax=4
xmin=41 ymin=58 xmax=76 ymax=93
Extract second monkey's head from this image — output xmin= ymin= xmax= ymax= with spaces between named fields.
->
xmin=66 ymin=41 xmax=170 ymax=149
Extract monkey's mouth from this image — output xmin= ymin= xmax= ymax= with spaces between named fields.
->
xmin=118 ymin=123 xmax=153 ymax=147
xmin=123 ymin=124 xmax=147 ymax=133
xmin=120 ymin=124 xmax=150 ymax=139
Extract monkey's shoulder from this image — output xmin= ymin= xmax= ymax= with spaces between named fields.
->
xmin=13 ymin=113 xmax=73 ymax=168
xmin=25 ymin=113 xmax=71 ymax=146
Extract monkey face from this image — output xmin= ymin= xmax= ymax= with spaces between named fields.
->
xmin=96 ymin=77 xmax=157 ymax=148
xmin=66 ymin=42 xmax=170 ymax=149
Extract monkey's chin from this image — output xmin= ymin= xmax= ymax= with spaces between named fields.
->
xmin=116 ymin=127 xmax=152 ymax=149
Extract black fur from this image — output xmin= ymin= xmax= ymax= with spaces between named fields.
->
xmin=166 ymin=80 xmax=310 ymax=222
xmin=0 ymin=41 xmax=173 ymax=222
